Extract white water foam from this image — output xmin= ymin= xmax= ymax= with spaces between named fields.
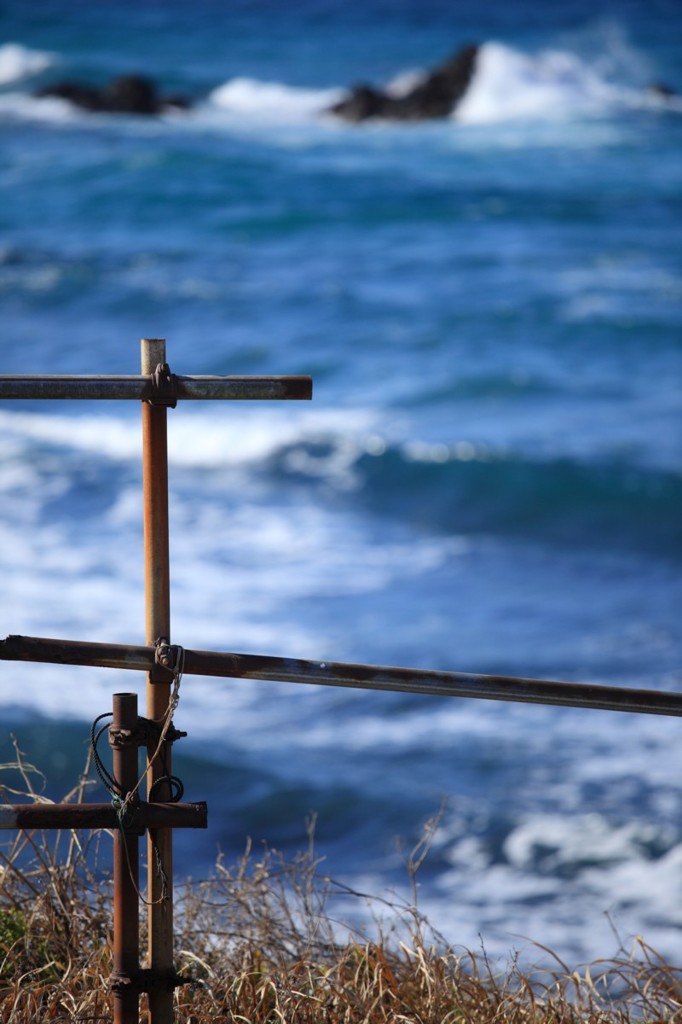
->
xmin=2 ymin=37 xmax=677 ymax=136
xmin=0 ymin=405 xmax=379 ymax=469
xmin=203 ymin=44 xmax=637 ymax=129
xmin=201 ymin=39 xmax=680 ymax=134
xmin=0 ymin=89 xmax=81 ymax=124
xmin=207 ymin=77 xmax=342 ymax=123
xmin=0 ymin=42 xmax=54 ymax=85
xmin=457 ymin=42 xmax=627 ymax=124
xmin=419 ymin=807 xmax=682 ymax=964
xmin=0 ymin=404 xmax=461 ymax=722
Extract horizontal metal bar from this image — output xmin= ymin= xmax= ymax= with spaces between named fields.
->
xmin=2 ymin=634 xmax=681 ymax=717
xmin=0 ymin=375 xmax=312 ymax=401
xmin=1 ymin=635 xmax=153 ymax=672
xmin=0 ymin=800 xmax=207 ymax=831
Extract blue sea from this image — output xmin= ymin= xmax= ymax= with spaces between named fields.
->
xmin=1 ymin=0 xmax=681 ymax=967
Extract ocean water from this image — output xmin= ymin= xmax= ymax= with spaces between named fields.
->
xmin=1 ymin=0 xmax=681 ymax=967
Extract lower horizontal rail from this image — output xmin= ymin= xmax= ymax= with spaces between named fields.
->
xmin=2 ymin=634 xmax=682 ymax=717
xmin=0 ymin=801 xmax=207 ymax=831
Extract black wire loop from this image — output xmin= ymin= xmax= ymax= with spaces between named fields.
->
xmin=90 ymin=712 xmax=120 ymax=799
xmin=149 ymin=774 xmax=184 ymax=803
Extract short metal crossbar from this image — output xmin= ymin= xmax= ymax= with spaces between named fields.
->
xmin=0 ymin=373 xmax=311 ymax=402
xmin=0 ymin=338 xmax=676 ymax=1023
xmin=0 ymin=799 xmax=207 ymax=831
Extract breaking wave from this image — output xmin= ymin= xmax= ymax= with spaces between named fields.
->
xmin=3 ymin=36 xmax=678 ymax=130
xmin=458 ymin=42 xmax=624 ymax=123
xmin=0 ymin=42 xmax=54 ymax=85
xmin=202 ymin=39 xmax=679 ymax=126
xmin=4 ymin=405 xmax=676 ymax=561
xmin=207 ymin=77 xmax=343 ymax=122
xmin=272 ymin=434 xmax=682 ymax=555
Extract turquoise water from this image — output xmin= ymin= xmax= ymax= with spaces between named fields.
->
xmin=1 ymin=0 xmax=681 ymax=964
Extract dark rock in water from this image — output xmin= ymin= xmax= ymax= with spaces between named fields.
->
xmin=328 ymin=43 xmax=479 ymax=122
xmin=34 ymin=80 xmax=105 ymax=111
xmin=647 ymin=81 xmax=677 ymax=100
xmin=330 ymin=84 xmax=388 ymax=122
xmin=391 ymin=44 xmax=480 ymax=119
xmin=34 ymin=74 xmax=191 ymax=115
xmin=101 ymin=74 xmax=159 ymax=114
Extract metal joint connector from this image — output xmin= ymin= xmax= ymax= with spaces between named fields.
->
xmin=154 ymin=636 xmax=181 ymax=673
xmin=167 ymin=723 xmax=188 ymax=743
xmin=149 ymin=721 xmax=188 ymax=745
xmin=108 ymin=715 xmax=186 ymax=749
xmin=108 ymin=722 xmax=148 ymax=748
xmin=110 ymin=968 xmax=188 ymax=994
xmin=147 ymin=362 xmax=177 ymax=408
xmin=140 ymin=712 xmax=187 ymax=748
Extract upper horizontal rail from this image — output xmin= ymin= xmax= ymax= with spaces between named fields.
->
xmin=0 ymin=375 xmax=312 ymax=401
xmin=2 ymin=634 xmax=681 ymax=718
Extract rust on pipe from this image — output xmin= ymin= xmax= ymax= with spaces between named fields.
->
xmin=141 ymin=338 xmax=175 ymax=1024
xmin=111 ymin=692 xmax=140 ymax=1024
xmin=0 ymin=374 xmax=312 ymax=401
xmin=3 ymin=633 xmax=682 ymax=718
xmin=0 ymin=634 xmax=153 ymax=671
xmin=142 ymin=345 xmax=171 ymax=660
xmin=0 ymin=801 xmax=208 ymax=831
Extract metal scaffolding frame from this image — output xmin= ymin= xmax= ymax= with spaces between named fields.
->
xmin=0 ymin=339 xmax=677 ymax=1022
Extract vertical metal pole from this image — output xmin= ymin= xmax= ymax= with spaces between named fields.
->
xmin=112 ymin=692 xmax=140 ymax=1024
xmin=141 ymin=338 xmax=175 ymax=1023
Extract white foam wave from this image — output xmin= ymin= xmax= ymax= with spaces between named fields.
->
xmin=503 ymin=813 xmax=663 ymax=872
xmin=0 ymin=405 xmax=378 ymax=470
xmin=0 ymin=409 xmax=142 ymax=461
xmin=204 ymin=43 xmax=679 ymax=132
xmin=0 ymin=42 xmax=54 ymax=85
xmin=390 ymin=804 xmax=682 ymax=964
xmin=207 ymin=77 xmax=342 ymax=122
xmin=2 ymin=39 xmax=676 ymax=135
xmin=0 ymin=89 xmax=81 ymax=124
xmin=457 ymin=42 xmax=624 ymax=124
xmin=418 ymin=854 xmax=682 ymax=965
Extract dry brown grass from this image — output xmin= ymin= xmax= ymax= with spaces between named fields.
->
xmin=0 ymin=743 xmax=681 ymax=1023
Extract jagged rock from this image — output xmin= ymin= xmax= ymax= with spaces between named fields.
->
xmin=329 ymin=84 xmax=388 ymax=122
xmin=34 ymin=74 xmax=191 ymax=115
xmin=34 ymin=80 xmax=105 ymax=111
xmin=101 ymin=74 xmax=159 ymax=114
xmin=328 ymin=43 xmax=479 ymax=122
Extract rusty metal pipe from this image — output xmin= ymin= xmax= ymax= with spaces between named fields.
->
xmin=3 ymin=633 xmax=682 ymax=718
xmin=0 ymin=801 xmax=208 ymax=831
xmin=111 ymin=693 xmax=140 ymax=1024
xmin=142 ymin=350 xmax=172 ymax=657
xmin=0 ymin=374 xmax=312 ymax=401
xmin=141 ymin=338 xmax=175 ymax=1024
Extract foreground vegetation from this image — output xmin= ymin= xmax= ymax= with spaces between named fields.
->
xmin=0 ymin=746 xmax=681 ymax=1022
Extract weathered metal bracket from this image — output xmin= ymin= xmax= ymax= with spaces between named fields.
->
xmin=108 ymin=716 xmax=187 ymax=749
xmin=154 ymin=637 xmax=183 ymax=675
xmin=147 ymin=362 xmax=178 ymax=408
xmin=110 ymin=968 xmax=186 ymax=995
